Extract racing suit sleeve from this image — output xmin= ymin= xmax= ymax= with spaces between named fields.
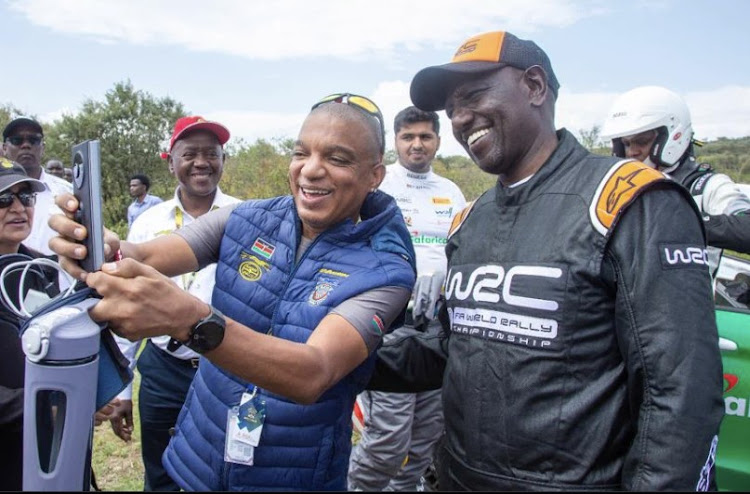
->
xmin=366 ymin=305 xmax=450 ymax=392
xmin=602 ymin=184 xmax=724 ymax=491
xmin=704 ymin=212 xmax=750 ymax=254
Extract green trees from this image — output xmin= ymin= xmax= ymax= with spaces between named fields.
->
xmin=221 ymin=138 xmax=292 ymax=200
xmin=41 ymin=81 xmax=185 ymax=236
xmin=3 ymin=83 xmax=749 ymax=238
xmin=0 ymin=103 xmax=26 ymax=129
xmin=696 ymin=137 xmax=750 ymax=184
xmin=433 ymin=154 xmax=496 ymax=201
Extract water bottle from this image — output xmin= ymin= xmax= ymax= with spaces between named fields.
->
xmin=21 ymin=298 xmax=101 ymax=491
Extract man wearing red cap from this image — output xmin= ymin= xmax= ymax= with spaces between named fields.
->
xmin=368 ymin=31 xmax=724 ymax=490
xmin=106 ymin=116 xmax=240 ymax=491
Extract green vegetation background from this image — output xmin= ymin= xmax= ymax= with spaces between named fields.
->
xmin=5 ymin=81 xmax=749 ymax=243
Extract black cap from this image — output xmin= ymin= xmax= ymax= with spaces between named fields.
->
xmin=410 ymin=31 xmax=560 ymax=111
xmin=3 ymin=117 xmax=44 ymax=140
xmin=0 ymin=158 xmax=46 ymax=193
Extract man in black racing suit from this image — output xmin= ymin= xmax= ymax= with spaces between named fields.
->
xmin=368 ymin=30 xmax=725 ymax=491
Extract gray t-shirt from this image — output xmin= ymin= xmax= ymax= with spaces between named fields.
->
xmin=174 ymin=204 xmax=409 ymax=353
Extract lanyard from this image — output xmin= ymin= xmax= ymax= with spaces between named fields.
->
xmin=174 ymin=207 xmax=198 ymax=291
xmin=174 ymin=204 xmax=220 ymax=291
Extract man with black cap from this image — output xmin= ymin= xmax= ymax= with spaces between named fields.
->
xmin=2 ymin=117 xmax=72 ymax=255
xmin=106 ymin=116 xmax=240 ymax=491
xmin=369 ymin=30 xmax=724 ymax=490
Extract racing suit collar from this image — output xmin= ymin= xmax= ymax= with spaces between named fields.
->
xmin=494 ymin=129 xmax=584 ymax=207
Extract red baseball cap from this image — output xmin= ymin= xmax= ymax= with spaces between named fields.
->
xmin=166 ymin=115 xmax=230 ymax=153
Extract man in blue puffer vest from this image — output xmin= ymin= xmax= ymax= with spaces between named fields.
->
xmin=49 ymin=93 xmax=417 ymax=491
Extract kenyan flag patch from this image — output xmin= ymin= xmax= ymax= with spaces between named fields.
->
xmin=371 ymin=315 xmax=385 ymax=335
xmin=251 ymin=237 xmax=275 ymax=260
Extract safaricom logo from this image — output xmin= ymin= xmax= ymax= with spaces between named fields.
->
xmin=411 ymin=234 xmax=447 ymax=245
xmin=724 ymin=374 xmax=750 ymax=418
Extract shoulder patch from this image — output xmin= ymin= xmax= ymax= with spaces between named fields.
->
xmin=448 ymin=200 xmax=476 ymax=239
xmin=589 ymin=160 xmax=665 ymax=236
xmin=691 ymin=172 xmax=715 ymax=196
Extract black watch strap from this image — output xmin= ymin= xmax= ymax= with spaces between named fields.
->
xmin=184 ymin=306 xmax=226 ymax=354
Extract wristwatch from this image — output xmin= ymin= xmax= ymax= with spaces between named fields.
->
xmin=183 ymin=305 xmax=226 ymax=354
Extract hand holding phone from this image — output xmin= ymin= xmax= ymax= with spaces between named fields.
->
xmin=71 ymin=140 xmax=105 ymax=272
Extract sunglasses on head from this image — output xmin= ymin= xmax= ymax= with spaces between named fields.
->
xmin=5 ymin=135 xmax=43 ymax=146
xmin=311 ymin=93 xmax=385 ymax=153
xmin=0 ymin=191 xmax=37 ymax=208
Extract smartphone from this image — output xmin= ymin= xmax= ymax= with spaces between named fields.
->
xmin=71 ymin=140 xmax=105 ymax=272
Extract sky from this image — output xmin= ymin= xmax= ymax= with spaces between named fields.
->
xmin=2 ymin=0 xmax=749 ymax=158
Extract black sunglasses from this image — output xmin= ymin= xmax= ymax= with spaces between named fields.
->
xmin=0 ymin=191 xmax=37 ymax=208
xmin=5 ymin=135 xmax=43 ymax=146
xmin=311 ymin=93 xmax=385 ymax=154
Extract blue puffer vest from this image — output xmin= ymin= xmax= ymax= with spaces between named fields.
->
xmin=163 ymin=191 xmax=416 ymax=491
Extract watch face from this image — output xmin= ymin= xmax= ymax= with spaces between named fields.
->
xmin=187 ymin=310 xmax=226 ymax=354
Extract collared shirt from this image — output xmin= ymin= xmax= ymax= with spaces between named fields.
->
xmin=25 ymin=170 xmax=72 ymax=256
xmin=116 ymin=187 xmax=241 ymax=399
xmin=127 ymin=193 xmax=163 ymax=227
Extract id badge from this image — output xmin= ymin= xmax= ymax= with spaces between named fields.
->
xmin=225 ymin=406 xmax=254 ymax=465
xmin=236 ymin=391 xmax=266 ymax=447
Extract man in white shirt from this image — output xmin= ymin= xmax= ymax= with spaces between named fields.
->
xmin=2 ymin=117 xmax=72 ymax=255
xmin=348 ymin=106 xmax=466 ymax=491
xmin=107 ymin=116 xmax=240 ymax=491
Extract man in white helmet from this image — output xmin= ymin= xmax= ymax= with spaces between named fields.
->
xmin=601 ymin=86 xmax=750 ymax=275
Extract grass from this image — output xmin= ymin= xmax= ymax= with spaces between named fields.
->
xmin=91 ymin=371 xmax=144 ymax=491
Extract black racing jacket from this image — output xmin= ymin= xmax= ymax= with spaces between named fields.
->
xmin=670 ymin=156 xmax=750 ymax=256
xmin=369 ymin=130 xmax=724 ymax=491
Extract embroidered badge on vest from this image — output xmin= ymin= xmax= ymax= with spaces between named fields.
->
xmin=589 ymin=160 xmax=665 ymax=236
xmin=251 ymin=237 xmax=276 ymax=260
xmin=308 ymin=277 xmax=339 ymax=306
xmin=238 ymin=252 xmax=271 ymax=282
xmin=318 ymin=268 xmax=349 ymax=278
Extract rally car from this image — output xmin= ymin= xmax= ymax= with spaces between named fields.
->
xmin=714 ymin=254 xmax=750 ymax=491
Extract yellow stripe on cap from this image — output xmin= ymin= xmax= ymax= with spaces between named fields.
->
xmin=452 ymin=31 xmax=505 ymax=63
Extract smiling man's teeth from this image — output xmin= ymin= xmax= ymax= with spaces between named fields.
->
xmin=467 ymin=128 xmax=490 ymax=146
xmin=302 ymin=188 xmax=329 ymax=196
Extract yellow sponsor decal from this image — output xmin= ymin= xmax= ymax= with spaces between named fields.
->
xmin=238 ymin=252 xmax=271 ymax=282
xmin=594 ymin=161 xmax=663 ymax=231
xmin=318 ymin=268 xmax=349 ymax=278
xmin=432 ymin=197 xmax=452 ymax=205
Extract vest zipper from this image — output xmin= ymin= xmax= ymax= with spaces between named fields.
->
xmin=268 ymin=227 xmax=325 ymax=330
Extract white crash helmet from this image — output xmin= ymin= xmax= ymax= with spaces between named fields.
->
xmin=601 ymin=86 xmax=694 ymax=171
